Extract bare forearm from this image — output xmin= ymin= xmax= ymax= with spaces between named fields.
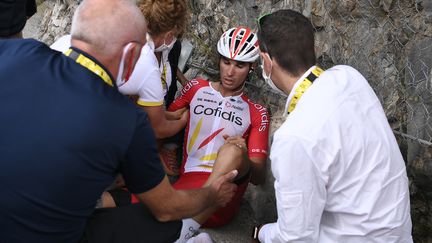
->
xmin=176 ymin=68 xmax=189 ymax=87
xmin=153 ymin=119 xmax=185 ymax=138
xmin=165 ymin=111 xmax=180 ymax=120
xmin=165 ymin=107 xmax=187 ymax=121
xmin=250 ymin=157 xmax=267 ymax=185
xmin=138 ymin=171 xmax=238 ymax=222
xmin=157 ymin=187 xmax=216 ymax=221
xmin=136 ymin=177 xmax=215 ymax=222
xmin=250 ymin=164 xmax=266 ymax=185
xmin=141 ymin=105 xmax=186 ymax=139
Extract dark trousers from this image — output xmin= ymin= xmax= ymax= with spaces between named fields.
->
xmin=81 ymin=203 xmax=182 ymax=243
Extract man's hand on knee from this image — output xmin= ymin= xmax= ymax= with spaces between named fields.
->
xmin=208 ymin=170 xmax=238 ymax=207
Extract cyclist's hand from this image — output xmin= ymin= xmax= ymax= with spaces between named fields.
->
xmin=223 ymin=135 xmax=247 ymax=152
xmin=165 ymin=107 xmax=188 ymax=120
xmin=179 ymin=108 xmax=189 ymax=124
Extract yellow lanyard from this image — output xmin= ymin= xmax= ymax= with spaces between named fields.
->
xmin=287 ymin=66 xmax=324 ymax=114
xmin=64 ymin=49 xmax=114 ymax=87
xmin=160 ymin=64 xmax=167 ymax=90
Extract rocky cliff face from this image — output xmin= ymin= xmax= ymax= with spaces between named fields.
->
xmin=37 ymin=0 xmax=432 ymax=241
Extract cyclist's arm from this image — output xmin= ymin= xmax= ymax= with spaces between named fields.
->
xmin=168 ymin=79 xmax=202 ymax=112
xmin=176 ymin=68 xmax=189 ymax=87
xmin=247 ymin=105 xmax=270 ymax=185
xmin=249 ymin=156 xmax=267 ymax=185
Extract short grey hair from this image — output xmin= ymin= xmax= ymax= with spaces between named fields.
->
xmin=71 ymin=0 xmax=145 ymax=56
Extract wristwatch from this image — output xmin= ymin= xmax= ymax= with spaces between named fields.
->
xmin=252 ymin=225 xmax=262 ymax=243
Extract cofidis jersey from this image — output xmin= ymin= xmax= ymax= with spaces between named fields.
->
xmin=168 ymin=78 xmax=269 ymax=174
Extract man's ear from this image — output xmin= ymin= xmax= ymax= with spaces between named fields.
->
xmin=259 ymin=51 xmax=271 ymax=62
xmin=122 ymin=43 xmax=142 ymax=81
xmin=259 ymin=51 xmax=273 ymax=72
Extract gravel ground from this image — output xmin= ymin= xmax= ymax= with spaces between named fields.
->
xmin=201 ymin=200 xmax=254 ymax=242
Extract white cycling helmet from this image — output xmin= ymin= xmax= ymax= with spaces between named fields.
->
xmin=217 ymin=26 xmax=259 ymax=63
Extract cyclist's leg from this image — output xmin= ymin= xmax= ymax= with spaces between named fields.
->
xmin=204 ymin=143 xmax=250 ymax=187
xmin=192 ymin=143 xmax=250 ymax=225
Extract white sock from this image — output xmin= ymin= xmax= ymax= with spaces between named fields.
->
xmin=175 ymin=218 xmax=201 ymax=243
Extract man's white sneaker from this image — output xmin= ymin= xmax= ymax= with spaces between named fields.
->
xmin=186 ymin=232 xmax=213 ymax=243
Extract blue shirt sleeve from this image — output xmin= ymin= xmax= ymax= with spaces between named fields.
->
xmin=120 ymin=110 xmax=165 ymax=194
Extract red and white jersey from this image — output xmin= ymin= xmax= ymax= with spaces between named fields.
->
xmin=168 ymin=79 xmax=269 ymax=174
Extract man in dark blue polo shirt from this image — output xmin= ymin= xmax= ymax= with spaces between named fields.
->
xmin=0 ymin=0 xmax=238 ymax=242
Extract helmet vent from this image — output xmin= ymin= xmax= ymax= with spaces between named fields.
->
xmin=216 ymin=27 xmax=259 ymax=62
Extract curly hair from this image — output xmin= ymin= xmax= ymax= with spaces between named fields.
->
xmin=139 ymin=0 xmax=189 ymax=37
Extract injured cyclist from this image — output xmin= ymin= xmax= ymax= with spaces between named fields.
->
xmin=97 ymin=26 xmax=270 ymax=243
xmin=167 ymin=26 xmax=270 ymax=242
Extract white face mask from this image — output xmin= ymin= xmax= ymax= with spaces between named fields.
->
xmin=261 ymin=54 xmax=286 ymax=96
xmin=116 ymin=43 xmax=134 ymax=88
xmin=154 ymin=37 xmax=177 ymax=52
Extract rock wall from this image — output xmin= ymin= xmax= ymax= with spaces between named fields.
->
xmin=36 ymin=0 xmax=432 ymax=241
